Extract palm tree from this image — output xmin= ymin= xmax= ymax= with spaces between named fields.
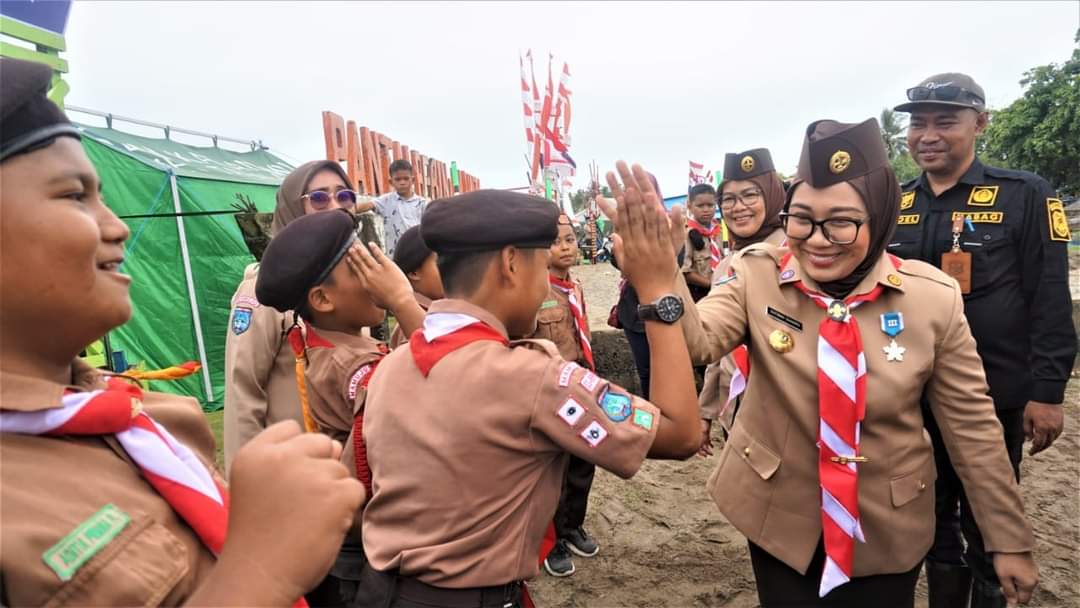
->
xmin=879 ymin=108 xmax=908 ymax=160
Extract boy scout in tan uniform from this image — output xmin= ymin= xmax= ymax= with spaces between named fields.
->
xmin=357 ymin=190 xmax=701 ymax=608
xmin=388 ymin=225 xmax=442 ymax=350
xmin=606 ymin=120 xmax=1037 ymax=605
xmin=0 ymin=57 xmax=363 ymax=607
xmin=223 ymin=160 xmax=356 ymax=469
xmin=681 ymin=183 xmax=722 ymax=302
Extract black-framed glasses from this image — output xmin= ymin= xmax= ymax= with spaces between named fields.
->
xmin=719 ymin=188 xmax=763 ymax=211
xmin=303 ymin=189 xmax=357 ymax=210
xmin=780 ymin=212 xmax=865 ymax=245
xmin=906 ymin=85 xmax=984 ymax=105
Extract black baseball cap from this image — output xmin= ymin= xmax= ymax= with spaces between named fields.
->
xmin=894 ymin=73 xmax=986 ymax=113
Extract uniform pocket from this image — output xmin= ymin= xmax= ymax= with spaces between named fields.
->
xmin=537 ymin=305 xmax=567 ymax=325
xmin=45 ymin=516 xmax=189 ymax=607
xmin=729 ymin=425 xmax=782 ymax=480
xmin=890 ymin=453 xmax=937 ymax=508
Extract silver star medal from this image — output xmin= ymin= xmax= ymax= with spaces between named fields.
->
xmin=880 ymin=312 xmax=906 ymax=362
xmin=883 ymin=339 xmax=906 ymax=362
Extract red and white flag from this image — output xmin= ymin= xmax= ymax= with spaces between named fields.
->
xmin=689 ymin=160 xmax=713 ymax=187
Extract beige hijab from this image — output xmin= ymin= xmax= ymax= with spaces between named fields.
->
xmin=271 ymin=160 xmax=352 ymax=235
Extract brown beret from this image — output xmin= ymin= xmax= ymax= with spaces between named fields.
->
xmin=0 ymin=57 xmax=80 ymax=162
xmin=255 ymin=209 xmax=357 ymax=312
xmin=795 ymin=118 xmax=889 ymax=189
xmin=392 ymin=225 xmax=433 ymax=274
xmin=722 ymin=148 xmax=775 ymax=181
xmin=421 ymin=189 xmax=559 ymax=254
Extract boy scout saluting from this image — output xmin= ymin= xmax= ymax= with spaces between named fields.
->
xmin=892 ymin=73 xmax=1076 ymax=608
xmin=253 ymin=209 xmax=425 ymax=607
xmin=602 ymin=119 xmax=1038 ymax=607
xmin=223 ymin=159 xmax=358 ymax=469
xmin=356 ymin=190 xmax=701 ymax=608
xmin=388 ymin=225 xmax=444 ymax=349
xmin=0 ymin=57 xmax=363 ymax=607
xmin=529 ymin=213 xmax=601 ymax=577
xmin=698 ymin=149 xmax=788 ymax=455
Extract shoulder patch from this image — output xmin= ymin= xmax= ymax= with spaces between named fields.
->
xmin=558 ymin=361 xmax=581 ymax=387
xmin=579 ymin=420 xmax=609 ymax=447
xmin=231 ymin=294 xmax=261 ymax=309
xmin=1047 ymin=198 xmax=1070 ymax=242
xmin=900 ymin=191 xmax=915 ymax=210
xmin=599 ymin=387 xmax=633 ymax=422
xmin=231 ymin=307 xmax=253 ymax=335
xmin=347 ymin=364 xmax=375 ymax=401
xmin=43 ymin=504 xmax=131 ymax=581
xmin=967 ymin=186 xmax=998 ymax=207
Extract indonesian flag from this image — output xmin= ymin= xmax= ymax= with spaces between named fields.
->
xmin=689 ymin=161 xmax=713 ymax=187
xmin=519 ymin=53 xmax=535 ymax=147
xmin=528 ymin=50 xmax=543 ymax=181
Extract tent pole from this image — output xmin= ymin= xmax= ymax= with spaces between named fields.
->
xmin=170 ymin=172 xmax=215 ymax=404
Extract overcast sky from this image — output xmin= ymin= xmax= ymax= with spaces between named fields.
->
xmin=63 ymin=1 xmax=1079 ymax=197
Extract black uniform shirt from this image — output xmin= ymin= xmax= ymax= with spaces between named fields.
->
xmin=889 ymin=159 xmax=1076 ymax=409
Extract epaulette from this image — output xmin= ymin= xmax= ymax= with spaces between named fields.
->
xmin=510 ymin=338 xmax=562 ymax=359
xmin=981 ymin=164 xmax=1052 ymax=191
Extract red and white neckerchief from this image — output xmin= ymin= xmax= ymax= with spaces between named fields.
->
xmin=790 ymin=260 xmax=897 ymax=597
xmin=549 ymin=274 xmax=595 ymax=371
xmin=687 ymin=219 xmax=722 ymax=269
xmin=1 ymin=378 xmax=229 ymax=553
xmin=410 ymin=312 xmax=509 ymax=377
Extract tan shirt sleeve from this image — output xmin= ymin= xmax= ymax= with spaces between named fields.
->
xmin=529 ymin=360 xmax=658 ymax=479
xmin=676 ymin=253 xmax=752 ymax=366
xmin=925 ymin=286 xmax=1035 ymax=553
xmin=223 ymin=299 xmax=285 ymax=470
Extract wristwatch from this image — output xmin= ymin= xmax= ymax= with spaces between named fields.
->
xmin=637 ymin=294 xmax=685 ymax=324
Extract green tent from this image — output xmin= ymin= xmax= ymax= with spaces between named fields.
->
xmin=79 ymin=123 xmax=293 ymax=411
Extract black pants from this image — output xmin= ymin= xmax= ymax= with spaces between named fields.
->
xmin=749 ymin=541 xmax=921 ymax=607
xmin=307 ymin=541 xmax=367 ymax=607
xmin=623 ymin=328 xmax=650 ymax=397
xmin=553 ymin=455 xmax=595 ymax=538
xmin=352 ymin=565 xmax=525 ymax=608
xmin=924 ymin=404 xmax=1024 ymax=585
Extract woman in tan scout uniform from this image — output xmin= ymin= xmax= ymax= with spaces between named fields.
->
xmin=697 ymin=148 xmax=787 ymax=456
xmin=0 ymin=57 xmax=363 ymax=607
xmin=603 ymin=119 xmax=1038 ymax=607
xmin=223 ymin=159 xmax=358 ymax=469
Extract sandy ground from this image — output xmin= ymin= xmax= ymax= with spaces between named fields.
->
xmin=530 ymin=262 xmax=1080 ymax=608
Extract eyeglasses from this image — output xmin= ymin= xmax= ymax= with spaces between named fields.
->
xmin=718 ymin=189 xmax=763 ymax=211
xmin=302 ymin=189 xmax=357 ymax=210
xmin=780 ymin=212 xmax=865 ymax=245
xmin=906 ymin=85 xmax=984 ymax=105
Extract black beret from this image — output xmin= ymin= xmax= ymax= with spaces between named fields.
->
xmin=392 ymin=225 xmax=432 ymax=274
xmin=722 ymin=148 xmax=775 ymax=181
xmin=0 ymin=57 xmax=80 ymax=162
xmin=795 ymin=118 xmax=889 ymax=189
xmin=421 ymin=189 xmax=559 ymax=254
xmin=255 ymin=209 xmax=357 ymax=312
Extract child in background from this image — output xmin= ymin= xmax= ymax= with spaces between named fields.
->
xmin=389 ymin=225 xmax=444 ymax=349
xmin=682 ymin=183 xmax=721 ymax=302
xmin=530 ymin=213 xmax=600 ymax=577
xmin=357 ymin=159 xmax=427 ymax=257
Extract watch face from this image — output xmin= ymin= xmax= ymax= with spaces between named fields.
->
xmin=655 ymin=295 xmax=684 ymax=323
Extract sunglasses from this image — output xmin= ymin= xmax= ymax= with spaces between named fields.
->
xmin=906 ymin=85 xmax=984 ymax=105
xmin=302 ymin=189 xmax=358 ymax=209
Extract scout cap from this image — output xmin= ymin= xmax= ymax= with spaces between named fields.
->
xmin=722 ymin=148 xmax=775 ymax=181
xmin=256 ymin=208 xmax=357 ymax=312
xmin=0 ymin=57 xmax=81 ymax=162
xmin=392 ymin=225 xmax=433 ymax=274
xmin=421 ymin=190 xmax=560 ymax=254
xmin=894 ymin=73 xmax=986 ymax=113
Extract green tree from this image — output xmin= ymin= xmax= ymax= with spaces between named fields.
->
xmin=980 ymin=31 xmax=1080 ymax=195
xmin=879 ymin=107 xmax=920 ymax=182
xmin=891 ymin=153 xmax=921 ymax=183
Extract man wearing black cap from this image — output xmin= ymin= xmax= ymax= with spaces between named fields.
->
xmin=892 ymin=73 xmax=1076 ymax=608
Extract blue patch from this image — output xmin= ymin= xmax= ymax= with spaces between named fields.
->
xmin=232 ymin=307 xmax=253 ymax=335
xmin=599 ymin=388 xmax=633 ymax=423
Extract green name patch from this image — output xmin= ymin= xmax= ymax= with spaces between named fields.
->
xmin=43 ymin=504 xmax=131 ymax=581
xmin=540 ymin=300 xmax=559 ymax=309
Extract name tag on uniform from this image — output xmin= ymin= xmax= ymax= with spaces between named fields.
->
xmin=540 ymin=300 xmax=559 ymax=309
xmin=43 ymin=504 xmax=131 ymax=581
xmin=897 ymin=214 xmax=920 ymax=225
xmin=952 ymin=211 xmax=1003 ymax=224
xmin=766 ymin=306 xmax=803 ymax=332
xmin=942 ymin=251 xmax=971 ymax=294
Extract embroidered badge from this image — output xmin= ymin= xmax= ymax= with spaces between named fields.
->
xmin=347 ymin=364 xmax=374 ymax=401
xmin=580 ymin=420 xmax=609 ymax=447
xmin=540 ymin=300 xmax=559 ymax=309
xmin=632 ymin=408 xmax=655 ymax=430
xmin=557 ymin=398 xmax=585 ymax=427
xmin=231 ymin=307 xmax=253 ymax=335
xmin=558 ymin=362 xmax=580 ymax=388
xmin=897 ymin=214 xmax=921 ymax=225
xmin=779 ymin=269 xmax=795 ymax=281
xmin=580 ymin=371 xmax=601 ymax=392
xmin=232 ymin=294 xmax=261 ymax=309
xmin=967 ymin=186 xmax=998 ymax=207
xmin=767 ymin=306 xmax=803 ymax=332
xmin=1047 ymin=198 xmax=1070 ymax=242
xmin=951 ymin=211 xmax=1003 ymax=224
xmin=599 ymin=388 xmax=633 ymax=422
xmin=900 ymin=191 xmax=915 ymax=210
xmin=43 ymin=504 xmax=131 ymax=581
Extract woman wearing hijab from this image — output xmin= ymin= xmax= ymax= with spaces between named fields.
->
xmin=603 ymin=118 xmax=1038 ymax=607
xmin=223 ymin=160 xmax=357 ymax=469
xmin=697 ymin=149 xmax=788 ymax=455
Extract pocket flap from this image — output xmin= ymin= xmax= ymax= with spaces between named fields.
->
xmin=890 ymin=457 xmax=936 ymax=507
xmin=537 ymin=304 xmax=567 ymax=324
xmin=731 ymin=428 xmax=781 ymax=480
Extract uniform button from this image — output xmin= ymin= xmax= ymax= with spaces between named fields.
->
xmin=983 ymin=234 xmax=992 ymax=241
xmin=919 ymin=481 xmax=927 ymax=491
xmin=743 ymin=447 xmax=751 ymax=456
